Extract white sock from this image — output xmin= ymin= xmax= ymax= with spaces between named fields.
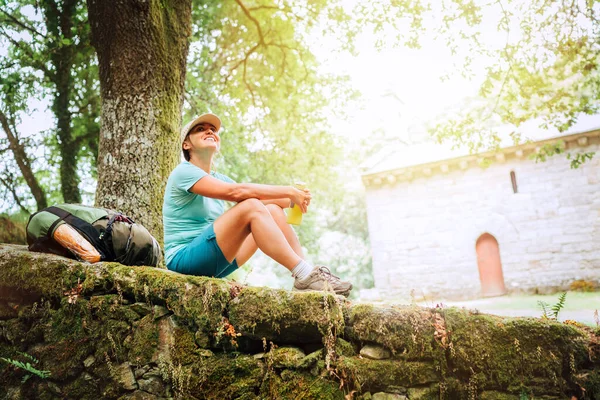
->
xmin=291 ymin=259 xmax=313 ymax=280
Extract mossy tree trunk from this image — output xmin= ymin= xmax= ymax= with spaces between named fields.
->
xmin=46 ymin=0 xmax=82 ymax=204
xmin=86 ymin=0 xmax=192 ymax=241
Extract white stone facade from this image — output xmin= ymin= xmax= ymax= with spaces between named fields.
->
xmin=362 ymin=130 xmax=600 ymax=300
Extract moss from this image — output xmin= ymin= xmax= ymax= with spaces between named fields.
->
xmin=0 ymin=217 xmax=26 ymax=244
xmin=260 ymin=369 xmax=344 ymax=399
xmin=438 ymin=377 xmax=469 ymax=399
xmin=81 ymin=262 xmax=232 ymax=335
xmin=270 ymin=346 xmax=306 ymax=368
xmin=128 ymin=314 xmax=159 ymax=365
xmin=228 ymin=287 xmax=346 ymax=344
xmin=346 ymin=303 xmax=436 ymax=358
xmin=335 ymin=338 xmax=356 ymax=357
xmin=2 ymin=316 xmax=36 ymax=346
xmin=183 ymin=353 xmax=263 ymax=397
xmin=336 ymin=356 xmax=438 ymax=394
xmin=440 ymin=307 xmax=587 ymax=396
xmin=0 ymin=300 xmax=19 ymax=319
xmin=59 ymin=374 xmax=102 ymax=400
xmin=88 ymin=295 xmax=140 ymax=323
xmin=171 ymin=325 xmax=199 ymax=366
xmin=579 ymin=369 xmax=600 ymax=399
xmin=0 ymin=246 xmax=85 ymax=301
xmin=2 ymin=247 xmax=599 ymax=399
xmin=298 ymin=349 xmax=324 ymax=369
xmin=36 ymin=337 xmax=91 ymax=380
xmin=406 ymin=385 xmax=439 ymax=400
xmin=479 ymin=391 xmax=520 ymax=399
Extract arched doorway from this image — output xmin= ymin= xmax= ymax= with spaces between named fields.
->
xmin=476 ymin=233 xmax=507 ymax=297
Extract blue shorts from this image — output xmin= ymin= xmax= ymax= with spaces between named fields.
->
xmin=167 ymin=224 xmax=238 ymax=278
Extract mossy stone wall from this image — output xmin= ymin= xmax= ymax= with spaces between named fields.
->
xmin=1 ymin=244 xmax=599 ymax=399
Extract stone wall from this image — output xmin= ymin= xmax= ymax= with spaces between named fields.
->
xmin=364 ymin=142 xmax=600 ymax=300
xmin=1 ymin=244 xmax=600 ymax=399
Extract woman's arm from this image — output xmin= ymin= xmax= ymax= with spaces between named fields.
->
xmin=189 ymin=175 xmax=310 ymax=211
xmin=262 ymin=198 xmax=292 ymax=208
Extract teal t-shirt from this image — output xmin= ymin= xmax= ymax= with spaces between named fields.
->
xmin=162 ymin=161 xmax=235 ymax=266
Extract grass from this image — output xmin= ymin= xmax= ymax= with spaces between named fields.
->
xmin=427 ymin=291 xmax=600 ymax=326
xmin=444 ymin=292 xmax=600 ymax=311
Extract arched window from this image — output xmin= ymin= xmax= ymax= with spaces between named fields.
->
xmin=510 ymin=171 xmax=518 ymax=193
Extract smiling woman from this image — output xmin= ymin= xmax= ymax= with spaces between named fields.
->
xmin=162 ymin=113 xmax=353 ymax=297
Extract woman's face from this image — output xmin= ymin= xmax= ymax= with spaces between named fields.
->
xmin=184 ymin=123 xmax=220 ymax=153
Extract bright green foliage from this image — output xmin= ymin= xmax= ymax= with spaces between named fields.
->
xmin=0 ymin=0 xmax=100 ymax=211
xmin=551 ymin=292 xmax=568 ymax=320
xmin=427 ymin=0 xmax=599 ymax=165
xmin=529 ymin=141 xmax=567 ymax=164
xmin=528 ymin=137 xmax=596 ymax=169
xmin=538 ymin=291 xmax=568 ymax=320
xmin=184 ymin=1 xmax=372 ymax=286
xmin=567 ymin=151 xmax=596 ymax=168
xmin=1 ymin=353 xmax=51 ymax=382
xmin=186 ymin=1 xmax=351 ymax=190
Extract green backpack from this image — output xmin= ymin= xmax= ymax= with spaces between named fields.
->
xmin=26 ymin=204 xmax=162 ymax=267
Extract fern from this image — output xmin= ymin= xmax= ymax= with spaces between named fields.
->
xmin=16 ymin=351 xmax=38 ymax=363
xmin=538 ymin=292 xmax=568 ymax=320
xmin=551 ymin=292 xmax=567 ymax=320
xmin=538 ymin=301 xmax=551 ymax=319
xmin=1 ymin=356 xmax=51 ymax=382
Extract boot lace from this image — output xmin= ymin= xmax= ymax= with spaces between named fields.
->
xmin=316 ymin=266 xmax=342 ymax=284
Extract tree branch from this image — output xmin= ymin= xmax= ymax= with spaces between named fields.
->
xmin=0 ymin=8 xmax=47 ymax=39
xmin=234 ymin=0 xmax=265 ymax=45
xmin=248 ymin=5 xmax=281 ymax=11
xmin=226 ymin=42 xmax=260 ymax=80
xmin=0 ymin=174 xmax=31 ymax=214
xmin=0 ymin=109 xmax=47 ymax=210
xmin=0 ymin=30 xmax=53 ymax=78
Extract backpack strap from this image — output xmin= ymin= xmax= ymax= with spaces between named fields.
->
xmin=100 ymin=213 xmax=134 ymax=240
xmin=44 ymin=206 xmax=110 ymax=261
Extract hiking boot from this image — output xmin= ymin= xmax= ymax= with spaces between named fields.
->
xmin=293 ymin=266 xmax=353 ymax=297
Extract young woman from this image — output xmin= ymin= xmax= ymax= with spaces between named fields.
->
xmin=162 ymin=113 xmax=352 ymax=296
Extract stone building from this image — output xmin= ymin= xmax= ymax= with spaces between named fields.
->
xmin=360 ymin=128 xmax=600 ymax=300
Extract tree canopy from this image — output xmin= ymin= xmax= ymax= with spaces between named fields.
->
xmin=0 ymin=0 xmax=99 ymax=212
xmin=427 ymin=0 xmax=599 ymax=164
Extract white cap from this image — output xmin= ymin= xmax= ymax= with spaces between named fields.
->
xmin=180 ymin=113 xmax=222 ymax=147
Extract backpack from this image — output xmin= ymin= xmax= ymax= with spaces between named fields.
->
xmin=26 ymin=204 xmax=162 ymax=267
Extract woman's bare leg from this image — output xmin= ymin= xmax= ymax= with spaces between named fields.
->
xmin=265 ymin=204 xmax=305 ymax=258
xmin=213 ymin=199 xmax=301 ymax=271
xmin=234 ymin=235 xmax=257 ymax=267
xmin=235 ymin=204 xmax=305 ymax=267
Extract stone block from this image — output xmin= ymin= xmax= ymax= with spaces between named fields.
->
xmin=360 ymin=344 xmax=391 ymax=360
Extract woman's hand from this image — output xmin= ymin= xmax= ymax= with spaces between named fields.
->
xmin=290 ymin=187 xmax=312 ymax=213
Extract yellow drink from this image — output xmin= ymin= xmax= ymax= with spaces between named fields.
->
xmin=286 ymin=181 xmax=306 ymax=225
xmin=286 ymin=203 xmax=303 ymax=225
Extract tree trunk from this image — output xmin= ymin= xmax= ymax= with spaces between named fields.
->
xmin=87 ymin=0 xmax=192 ymax=241
xmin=45 ymin=0 xmax=82 ymax=204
